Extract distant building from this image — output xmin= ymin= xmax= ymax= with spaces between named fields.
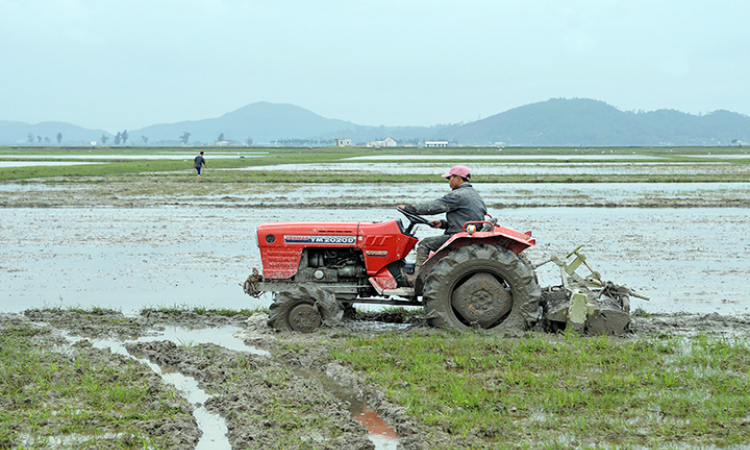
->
xmin=333 ymin=138 xmax=352 ymax=147
xmin=425 ymin=140 xmax=449 ymax=148
xmin=216 ymin=140 xmax=229 ymax=146
xmin=367 ymin=137 xmax=398 ymax=148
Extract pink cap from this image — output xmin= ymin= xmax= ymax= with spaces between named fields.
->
xmin=442 ymin=165 xmax=471 ymax=180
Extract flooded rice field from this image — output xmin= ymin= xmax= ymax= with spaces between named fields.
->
xmin=2 ymin=170 xmax=750 ymax=449
xmin=229 ymin=182 xmax=750 ymax=209
xmin=2 ymin=205 xmax=749 ymax=316
xmin=237 ymin=161 xmax=750 ymax=176
xmin=0 ymin=153 xmax=266 ymax=161
xmin=0 ymin=161 xmax=107 ymax=168
xmin=3 ymin=180 xmax=749 ymax=210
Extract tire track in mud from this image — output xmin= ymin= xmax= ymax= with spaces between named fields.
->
xmin=18 ymin=309 xmax=419 ymax=449
xmin=7 ymin=309 xmax=750 ymax=449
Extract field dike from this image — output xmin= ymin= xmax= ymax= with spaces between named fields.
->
xmin=2 ymin=309 xmax=750 ymax=449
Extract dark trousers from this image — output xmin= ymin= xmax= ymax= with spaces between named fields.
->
xmin=416 ymin=234 xmax=451 ymax=266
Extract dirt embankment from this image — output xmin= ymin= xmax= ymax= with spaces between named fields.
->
xmin=6 ymin=309 xmax=750 ymax=449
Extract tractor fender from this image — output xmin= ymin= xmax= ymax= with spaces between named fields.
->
xmin=414 ymin=230 xmax=535 ymax=293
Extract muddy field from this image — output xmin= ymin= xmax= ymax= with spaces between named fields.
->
xmin=2 ymin=174 xmax=750 ymax=449
xmin=5 ymin=306 xmax=750 ymax=450
xmin=7 ymin=309 xmax=412 ymax=449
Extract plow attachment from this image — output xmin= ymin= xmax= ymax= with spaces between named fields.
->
xmin=537 ymin=245 xmax=650 ymax=336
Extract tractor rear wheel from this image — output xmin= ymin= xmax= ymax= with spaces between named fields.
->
xmin=268 ymin=284 xmax=343 ymax=333
xmin=422 ymin=244 xmax=541 ymax=334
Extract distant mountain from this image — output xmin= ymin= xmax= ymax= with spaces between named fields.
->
xmin=133 ymin=102 xmax=447 ymax=145
xmin=440 ymin=98 xmax=750 ymax=146
xmin=2 ymin=99 xmax=749 ymax=146
xmin=0 ymin=120 xmax=112 ymax=146
xmin=134 ymin=102 xmax=355 ymax=145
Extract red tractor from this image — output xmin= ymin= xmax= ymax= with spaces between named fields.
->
xmin=244 ymin=209 xmax=542 ymax=334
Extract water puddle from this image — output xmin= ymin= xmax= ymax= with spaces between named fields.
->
xmin=54 ymin=325 xmax=400 ymax=449
xmin=293 ymin=367 xmax=400 ymax=449
xmin=59 ymin=325 xmax=268 ymax=450
xmin=351 ymin=401 xmax=399 ymax=449
xmin=151 ymin=325 xmax=270 ymax=356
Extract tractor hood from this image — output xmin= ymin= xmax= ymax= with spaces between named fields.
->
xmin=256 ymin=219 xmax=418 ymax=279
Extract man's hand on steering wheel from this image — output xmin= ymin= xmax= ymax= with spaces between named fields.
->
xmin=397 ymin=206 xmax=438 ymax=233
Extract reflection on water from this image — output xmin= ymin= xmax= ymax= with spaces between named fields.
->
xmin=293 ymin=367 xmax=400 ymax=449
xmin=353 ymin=404 xmax=398 ymax=449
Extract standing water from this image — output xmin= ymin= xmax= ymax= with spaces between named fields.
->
xmin=2 ymin=206 xmax=749 ymax=315
xmin=58 ymin=326 xmax=270 ymax=450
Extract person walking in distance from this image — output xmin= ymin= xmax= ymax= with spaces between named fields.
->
xmin=397 ymin=165 xmax=487 ymax=286
xmin=194 ymin=151 xmax=207 ymax=180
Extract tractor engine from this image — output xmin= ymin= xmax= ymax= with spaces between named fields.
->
xmin=294 ymin=247 xmax=367 ymax=284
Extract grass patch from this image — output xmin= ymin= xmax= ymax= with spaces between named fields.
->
xmin=2 ymin=145 xmax=750 ymax=183
xmin=144 ymin=305 xmax=264 ymax=317
xmin=328 ymin=330 xmax=750 ymax=449
xmin=0 ymin=318 xmax=194 ymax=449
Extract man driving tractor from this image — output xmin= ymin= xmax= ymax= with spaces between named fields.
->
xmin=397 ymin=164 xmax=487 ymax=285
xmin=249 ymin=163 xmax=644 ymax=335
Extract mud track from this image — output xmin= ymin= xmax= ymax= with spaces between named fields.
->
xmin=8 ymin=308 xmax=750 ymax=449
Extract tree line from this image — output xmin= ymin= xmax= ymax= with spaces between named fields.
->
xmin=27 ymin=132 xmax=63 ymax=145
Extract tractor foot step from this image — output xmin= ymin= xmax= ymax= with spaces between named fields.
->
xmin=383 ymin=287 xmax=415 ymax=297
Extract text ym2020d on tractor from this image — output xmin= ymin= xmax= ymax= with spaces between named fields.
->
xmin=243 ymin=209 xmax=648 ymax=335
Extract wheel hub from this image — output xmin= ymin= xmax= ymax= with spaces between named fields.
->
xmin=451 ymin=272 xmax=512 ymax=328
xmin=288 ymin=303 xmax=322 ymax=333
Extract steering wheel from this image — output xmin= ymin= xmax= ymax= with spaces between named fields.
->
xmin=398 ymin=208 xmax=430 ymax=235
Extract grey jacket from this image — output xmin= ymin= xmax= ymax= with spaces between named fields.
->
xmin=404 ymin=183 xmax=487 ymax=234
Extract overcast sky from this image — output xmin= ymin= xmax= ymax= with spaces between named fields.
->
xmin=1 ymin=0 xmax=749 ymax=133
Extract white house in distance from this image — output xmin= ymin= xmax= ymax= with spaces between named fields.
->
xmin=333 ymin=138 xmax=352 ymax=147
xmin=425 ymin=140 xmax=449 ymax=148
xmin=367 ymin=137 xmax=398 ymax=148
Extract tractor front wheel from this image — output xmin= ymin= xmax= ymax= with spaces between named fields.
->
xmin=268 ymin=284 xmax=343 ymax=333
xmin=422 ymin=244 xmax=541 ymax=334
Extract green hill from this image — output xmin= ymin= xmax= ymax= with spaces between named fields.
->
xmin=2 ymin=99 xmax=748 ymax=146
xmin=440 ymin=98 xmax=750 ymax=146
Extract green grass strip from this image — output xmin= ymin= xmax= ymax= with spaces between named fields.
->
xmin=329 ymin=330 xmax=750 ymax=449
xmin=0 ymin=320 xmax=192 ymax=449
